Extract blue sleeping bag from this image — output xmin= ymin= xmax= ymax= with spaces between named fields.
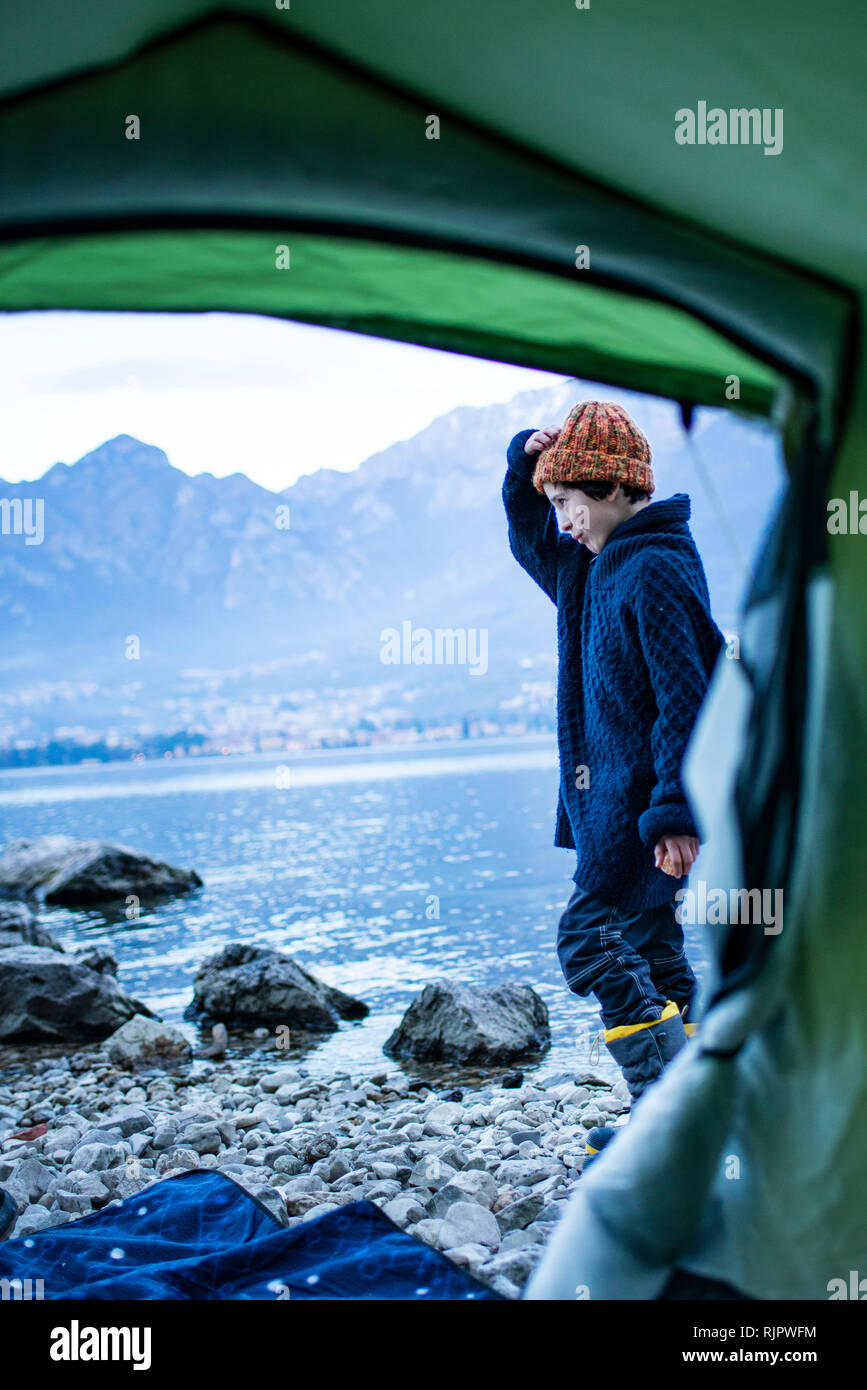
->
xmin=0 ymin=1168 xmax=503 ymax=1300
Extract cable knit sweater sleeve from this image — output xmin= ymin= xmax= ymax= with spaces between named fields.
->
xmin=630 ymin=552 xmax=723 ymax=849
xmin=502 ymin=429 xmax=564 ymax=603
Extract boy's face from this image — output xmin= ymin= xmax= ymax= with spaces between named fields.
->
xmin=542 ymin=481 xmax=622 ymax=554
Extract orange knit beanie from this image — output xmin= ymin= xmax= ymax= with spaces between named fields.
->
xmin=532 ymin=401 xmax=654 ymax=495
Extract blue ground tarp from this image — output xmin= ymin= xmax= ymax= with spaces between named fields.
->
xmin=0 ymin=1169 xmax=503 ymax=1300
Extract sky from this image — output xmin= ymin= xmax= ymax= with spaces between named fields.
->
xmin=0 ymin=310 xmax=565 ymax=490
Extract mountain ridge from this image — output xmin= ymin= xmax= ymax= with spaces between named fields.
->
xmin=0 ymin=381 xmax=785 ymax=735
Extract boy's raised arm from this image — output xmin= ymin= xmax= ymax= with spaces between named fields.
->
xmin=502 ymin=428 xmax=568 ymax=603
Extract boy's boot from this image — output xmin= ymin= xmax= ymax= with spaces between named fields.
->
xmin=583 ymin=1002 xmax=687 ymax=1165
xmin=604 ymin=1000 xmax=687 ymax=1100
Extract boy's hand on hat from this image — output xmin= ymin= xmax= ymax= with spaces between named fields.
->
xmin=654 ymin=835 xmax=699 ymax=877
xmin=524 ymin=427 xmax=560 ymax=455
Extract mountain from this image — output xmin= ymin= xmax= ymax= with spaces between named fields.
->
xmin=0 ymin=379 xmax=785 ymax=747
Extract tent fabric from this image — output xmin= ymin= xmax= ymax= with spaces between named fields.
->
xmin=0 ymin=231 xmax=784 ymax=415
xmin=0 ymin=5 xmax=855 ymax=430
xmin=0 ymin=1169 xmax=501 ymax=1300
xmin=0 ymin=0 xmax=865 ymax=1302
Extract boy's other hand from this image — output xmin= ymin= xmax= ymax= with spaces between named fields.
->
xmin=524 ymin=427 xmax=561 ymax=455
xmin=654 ymin=835 xmax=699 ymax=877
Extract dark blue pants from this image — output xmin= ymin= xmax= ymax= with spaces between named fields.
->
xmin=556 ymin=879 xmax=698 ymax=1031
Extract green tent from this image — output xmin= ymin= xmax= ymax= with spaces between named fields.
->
xmin=1 ymin=1 xmax=863 ymax=1299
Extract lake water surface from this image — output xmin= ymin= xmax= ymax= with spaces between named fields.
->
xmin=0 ymin=736 xmax=710 ymax=1081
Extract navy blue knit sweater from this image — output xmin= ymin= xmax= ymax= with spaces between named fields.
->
xmin=503 ymin=428 xmax=724 ymax=912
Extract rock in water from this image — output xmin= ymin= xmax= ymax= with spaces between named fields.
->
xmin=197 ymin=1022 xmax=229 ymax=1059
xmin=0 ymin=835 xmax=202 ymax=905
xmin=69 ymin=944 xmax=118 ymax=976
xmin=105 ymin=1015 xmax=193 ymax=1071
xmin=0 ymin=946 xmax=156 ymax=1042
xmin=0 ymin=899 xmax=63 ymax=951
xmin=383 ymin=980 xmax=550 ymax=1065
xmin=188 ymin=942 xmax=369 ymax=1031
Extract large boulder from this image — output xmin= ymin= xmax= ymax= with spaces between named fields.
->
xmin=0 ymin=945 xmax=157 ymax=1042
xmin=383 ymin=980 xmax=550 ymax=1065
xmin=0 ymin=835 xmax=202 ymax=905
xmin=104 ymin=1014 xmax=193 ymax=1071
xmin=187 ymin=942 xmax=369 ymax=1031
xmin=0 ymin=899 xmax=63 ymax=950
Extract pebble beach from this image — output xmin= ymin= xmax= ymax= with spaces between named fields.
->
xmin=0 ymin=1039 xmax=630 ymax=1299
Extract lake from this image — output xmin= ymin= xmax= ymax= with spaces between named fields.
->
xmin=0 ymin=736 xmax=710 ymax=1080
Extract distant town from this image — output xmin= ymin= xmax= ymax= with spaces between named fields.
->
xmin=0 ymin=676 xmax=557 ymax=769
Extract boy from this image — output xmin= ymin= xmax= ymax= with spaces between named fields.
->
xmin=503 ymin=400 xmax=724 ymax=1126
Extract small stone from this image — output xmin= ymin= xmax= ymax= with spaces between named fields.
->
xmin=325 ymin=1152 xmax=350 ymax=1180
xmin=41 ymin=1125 xmax=82 ymax=1156
xmin=232 ymin=1112 xmax=262 ymax=1132
xmin=304 ymin=1133 xmax=338 ymax=1164
xmin=461 ymin=1155 xmax=489 ymax=1172
xmin=493 ymin=1158 xmax=564 ymax=1187
xmin=174 ymin=1122 xmax=230 ymax=1155
xmin=282 ymin=1192 xmax=332 ymax=1217
xmin=155 ymin=1148 xmax=200 ymax=1174
xmin=408 ymin=1157 xmax=456 ymax=1189
xmin=102 ymin=1106 xmax=155 ymax=1138
xmin=260 ymin=1068 xmax=301 ymax=1093
xmin=575 ymin=1071 xmax=613 ymax=1088
xmin=370 ymin=1161 xmax=397 ymax=1180
xmin=360 ymin=1180 xmax=401 ymax=1202
xmin=499 ymin=1227 xmax=545 ymax=1252
xmin=236 ymin=1183 xmax=287 ymax=1225
xmin=382 ymin=1194 xmax=426 ymax=1226
xmin=411 ymin=1218 xmax=445 ymax=1247
xmin=479 ymin=1247 xmax=539 ymax=1286
xmin=425 ymin=1169 xmax=500 ymax=1217
xmin=278 ymin=1175 xmax=327 ymax=1195
xmin=5 ymin=1154 xmax=55 ymax=1206
xmin=423 ymin=1101 xmax=464 ymax=1135
xmin=100 ymin=1170 xmax=154 ymax=1200
xmin=151 ymin=1120 xmax=180 ymax=1150
xmin=11 ymin=1203 xmax=55 ymax=1236
xmin=501 ymin=1071 xmax=524 ymax=1089
xmin=105 ymin=1015 xmax=192 ymax=1072
xmin=510 ymin=1129 xmax=541 ymax=1147
xmin=495 ymin=1193 xmax=546 ymax=1233
xmin=302 ymin=1202 xmax=339 ymax=1220
xmin=53 ymin=1172 xmax=111 ymax=1213
xmin=197 ymin=1023 xmax=229 ymax=1060
xmin=537 ymin=1200 xmax=568 ymax=1223
xmin=443 ymin=1242 xmax=489 ymax=1269
xmin=273 ymin=1155 xmax=304 ymax=1176
xmin=69 ymin=1142 xmax=116 ymax=1173
xmin=439 ymin=1201 xmax=500 ymax=1250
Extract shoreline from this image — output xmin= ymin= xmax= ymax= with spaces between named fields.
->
xmin=0 ymin=1040 xmax=628 ymax=1299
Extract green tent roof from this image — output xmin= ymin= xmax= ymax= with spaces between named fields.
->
xmin=0 ymin=2 xmax=860 ymax=434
